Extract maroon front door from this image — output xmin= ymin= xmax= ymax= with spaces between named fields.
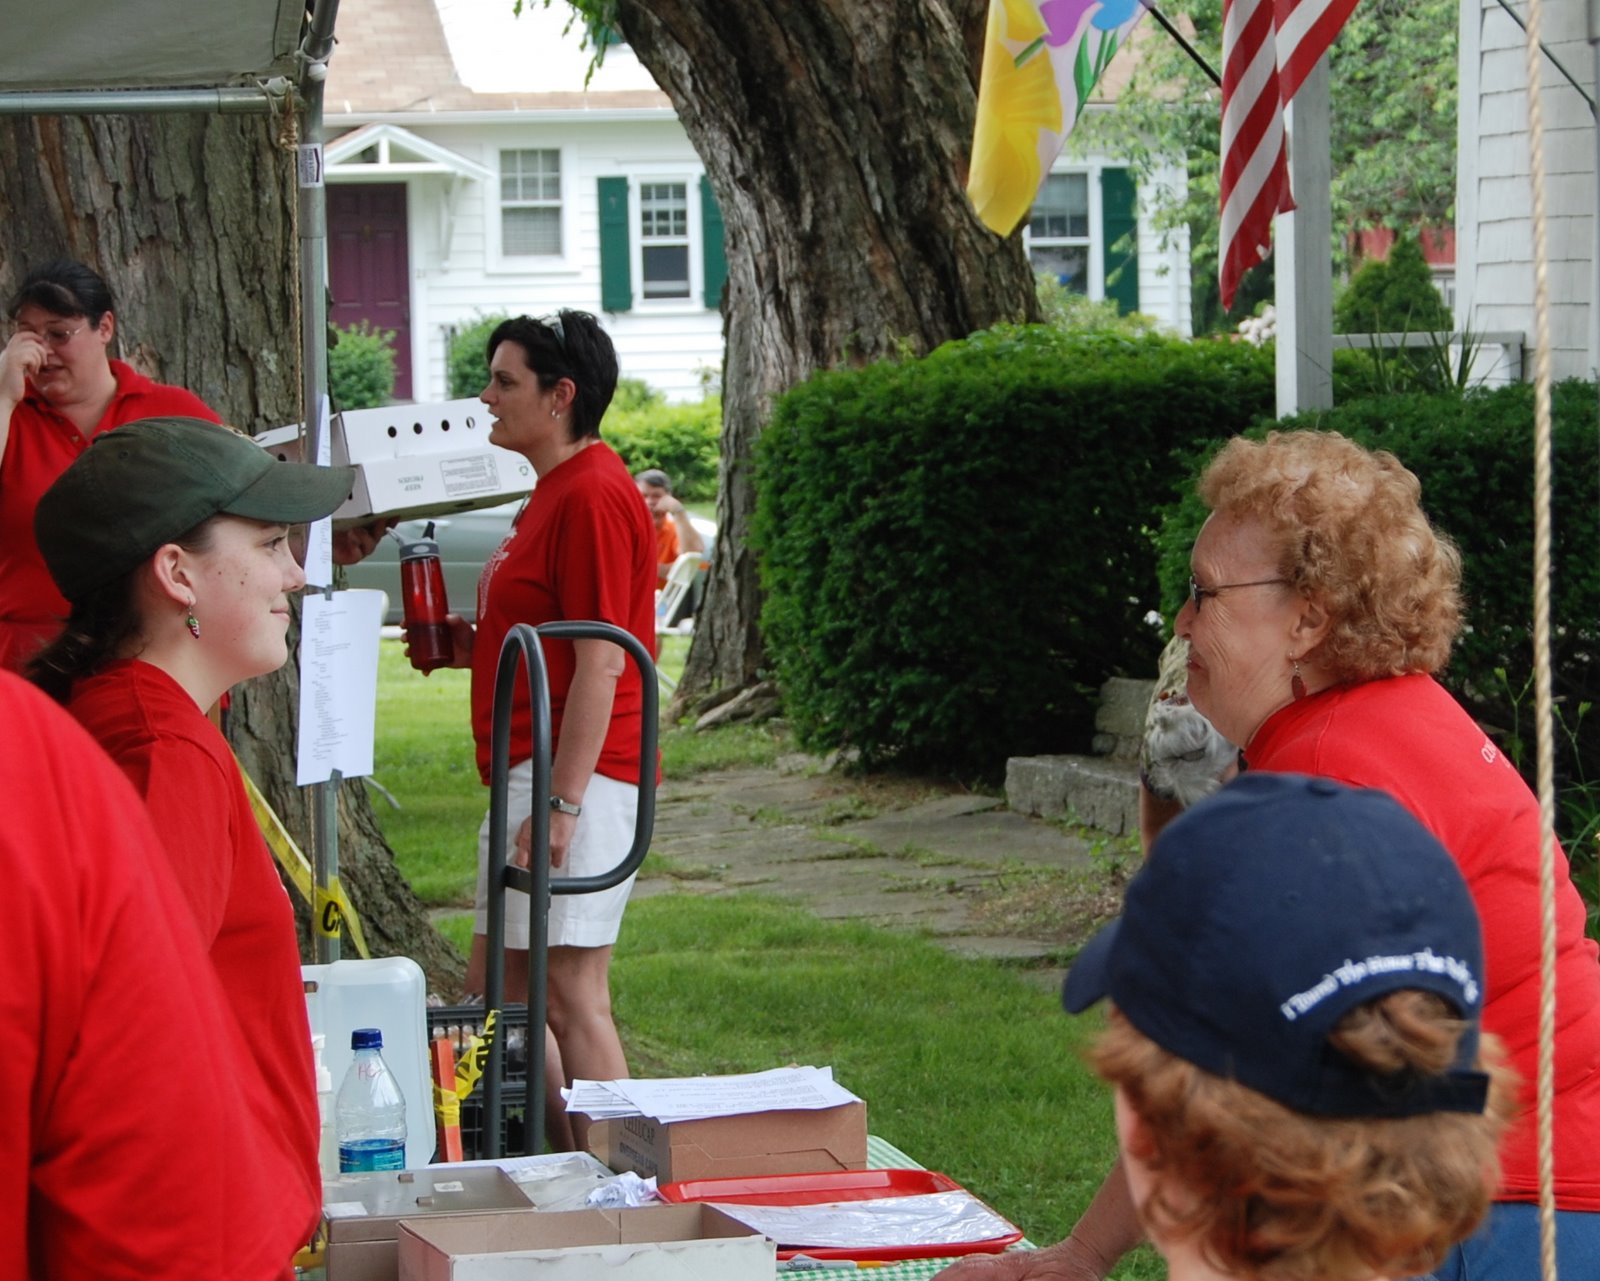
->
xmin=328 ymin=183 xmax=413 ymax=400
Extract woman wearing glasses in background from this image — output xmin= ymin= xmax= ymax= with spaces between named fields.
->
xmin=0 ymin=259 xmax=219 ymax=671
xmin=941 ymin=429 xmax=1600 ymax=1281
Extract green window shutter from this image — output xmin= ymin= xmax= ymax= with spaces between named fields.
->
xmin=700 ymin=175 xmax=728 ymax=310
xmin=598 ymin=176 xmax=632 ymax=313
xmin=1100 ymin=167 xmax=1139 ymax=316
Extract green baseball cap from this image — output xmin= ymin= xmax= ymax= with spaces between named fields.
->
xmin=36 ymin=416 xmax=357 ymax=604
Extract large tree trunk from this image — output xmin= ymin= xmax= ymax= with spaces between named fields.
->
xmin=608 ymin=0 xmax=1040 ymax=705
xmin=0 ymin=112 xmax=462 ymax=989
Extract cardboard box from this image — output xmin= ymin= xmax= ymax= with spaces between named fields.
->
xmin=322 ymin=1167 xmax=533 ymax=1281
xmin=586 ymin=1101 xmax=868 ymax=1183
xmin=398 ymin=1204 xmax=776 ymax=1281
xmin=256 ymin=400 xmax=534 ymax=525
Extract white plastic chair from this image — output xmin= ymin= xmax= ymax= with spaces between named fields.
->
xmin=654 ymin=551 xmax=704 ymax=690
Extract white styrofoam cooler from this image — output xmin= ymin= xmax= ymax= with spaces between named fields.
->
xmin=303 ymin=956 xmax=434 ymax=1169
xmin=258 ymin=399 xmax=535 ymax=526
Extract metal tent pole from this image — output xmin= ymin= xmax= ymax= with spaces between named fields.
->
xmin=299 ymin=0 xmax=343 ymax=963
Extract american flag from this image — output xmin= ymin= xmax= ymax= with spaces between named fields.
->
xmin=1218 ymin=0 xmax=1361 ymax=309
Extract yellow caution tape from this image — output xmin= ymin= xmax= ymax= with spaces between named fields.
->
xmin=239 ymin=765 xmax=372 ymax=959
xmin=432 ymin=1081 xmax=462 ymax=1128
xmin=454 ymin=1009 xmax=499 ymax=1100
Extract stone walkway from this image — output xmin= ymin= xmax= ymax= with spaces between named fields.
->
xmin=633 ymin=756 xmax=1132 ymax=992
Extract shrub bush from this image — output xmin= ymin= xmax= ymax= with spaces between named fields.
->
xmin=1334 ymin=231 xmax=1451 ymax=335
xmin=328 ymin=321 xmax=397 ymax=410
xmin=447 ymin=313 xmax=509 ymax=399
xmin=1152 ymin=380 xmax=1600 ymax=788
xmin=754 ymin=325 xmax=1276 ymax=776
xmin=603 ymin=394 xmax=721 ymax=502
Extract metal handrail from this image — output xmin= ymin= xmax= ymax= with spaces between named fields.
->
xmin=482 ymin=621 xmax=658 ymax=1156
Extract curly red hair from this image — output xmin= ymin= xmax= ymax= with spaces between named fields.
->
xmin=1093 ymin=997 xmax=1517 ymax=1281
xmin=1199 ymin=431 xmax=1462 ymax=681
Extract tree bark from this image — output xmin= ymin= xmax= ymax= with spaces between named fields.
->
xmin=607 ymin=0 xmax=1040 ymax=705
xmin=0 ymin=112 xmax=462 ymax=990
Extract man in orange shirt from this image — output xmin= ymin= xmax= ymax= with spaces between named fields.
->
xmin=634 ymin=468 xmax=704 ymax=587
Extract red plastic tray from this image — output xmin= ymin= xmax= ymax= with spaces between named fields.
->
xmin=657 ymin=1168 xmax=1024 ymax=1261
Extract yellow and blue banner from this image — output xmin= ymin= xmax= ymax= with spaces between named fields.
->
xmin=968 ymin=0 xmax=1147 ymax=235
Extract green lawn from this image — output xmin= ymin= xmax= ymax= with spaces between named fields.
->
xmin=371 ymin=640 xmax=1159 ymax=1278
xmin=371 ymin=632 xmax=725 ymax=906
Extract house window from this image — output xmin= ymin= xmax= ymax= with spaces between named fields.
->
xmin=500 ymin=149 xmax=562 ymax=256
xmin=1027 ymin=173 xmax=1091 ymax=292
xmin=639 ymin=182 xmax=691 ymax=300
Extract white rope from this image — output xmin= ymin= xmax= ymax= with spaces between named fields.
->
xmin=1517 ymin=0 xmax=1559 ymax=1272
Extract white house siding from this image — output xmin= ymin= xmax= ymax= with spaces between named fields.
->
xmin=1457 ymin=0 xmax=1597 ymax=377
xmin=330 ymin=115 xmax=725 ymax=404
xmin=326 ymin=0 xmax=1193 ymax=402
xmin=1136 ymin=161 xmax=1192 ymax=336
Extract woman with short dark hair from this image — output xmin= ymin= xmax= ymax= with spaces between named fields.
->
xmin=413 ymin=310 xmax=656 ymax=1149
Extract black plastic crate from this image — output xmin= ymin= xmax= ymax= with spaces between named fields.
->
xmin=428 ymin=1003 xmax=532 ymax=1160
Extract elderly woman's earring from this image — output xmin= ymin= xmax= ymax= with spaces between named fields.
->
xmin=186 ymin=607 xmax=201 ymax=639
xmin=1290 ymin=656 xmax=1306 ymax=701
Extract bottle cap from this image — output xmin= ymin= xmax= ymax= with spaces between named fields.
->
xmin=399 ymin=520 xmax=439 ymax=561
xmin=351 ymin=1027 xmax=384 ymax=1050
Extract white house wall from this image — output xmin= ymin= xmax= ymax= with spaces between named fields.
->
xmin=1136 ymin=160 xmax=1192 ymax=337
xmin=335 ymin=125 xmax=1192 ymax=404
xmin=1457 ymin=0 xmax=1597 ymax=377
xmin=342 ymin=116 xmax=722 ymax=403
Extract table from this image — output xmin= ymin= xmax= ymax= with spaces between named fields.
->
xmin=838 ymin=1134 xmax=1033 ymax=1281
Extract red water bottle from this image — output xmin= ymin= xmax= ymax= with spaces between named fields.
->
xmin=399 ymin=523 xmax=452 ymax=672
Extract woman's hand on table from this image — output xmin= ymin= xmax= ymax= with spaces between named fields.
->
xmin=932 ymin=1236 xmax=1112 ymax=1281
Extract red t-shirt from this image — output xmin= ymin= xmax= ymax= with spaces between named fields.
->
xmin=0 ymin=670 xmax=312 ymax=1280
xmin=67 ymin=660 xmax=322 ymax=1229
xmin=1248 ymin=673 xmax=1600 ymax=1210
xmin=0 ymin=360 xmax=218 ymax=671
xmin=471 ymin=442 xmax=657 ymax=785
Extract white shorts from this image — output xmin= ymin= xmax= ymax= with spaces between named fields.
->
xmin=473 ymin=763 xmax=639 ymax=949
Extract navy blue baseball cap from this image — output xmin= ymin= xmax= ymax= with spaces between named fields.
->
xmin=1064 ymin=772 xmax=1490 ymax=1118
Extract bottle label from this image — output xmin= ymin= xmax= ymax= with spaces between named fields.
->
xmin=339 ymin=1138 xmax=406 ymax=1173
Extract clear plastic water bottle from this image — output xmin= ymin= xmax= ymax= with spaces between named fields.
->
xmin=336 ymin=1028 xmax=407 ymax=1172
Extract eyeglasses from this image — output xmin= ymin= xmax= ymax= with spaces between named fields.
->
xmin=1188 ymin=575 xmax=1291 ymax=613
xmin=13 ymin=321 xmax=86 ymax=348
xmin=539 ymin=313 xmax=566 ymax=352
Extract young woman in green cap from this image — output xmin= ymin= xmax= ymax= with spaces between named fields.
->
xmin=29 ymin=415 xmax=355 ymax=1274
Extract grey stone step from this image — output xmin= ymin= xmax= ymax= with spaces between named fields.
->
xmin=1004 ymin=754 xmax=1139 ymax=837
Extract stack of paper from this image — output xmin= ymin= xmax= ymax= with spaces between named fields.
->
xmin=565 ymin=1066 xmax=861 ymax=1122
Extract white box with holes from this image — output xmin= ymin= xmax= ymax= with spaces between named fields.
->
xmin=257 ymin=399 xmax=534 ymax=525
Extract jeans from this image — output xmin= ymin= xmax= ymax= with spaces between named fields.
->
xmin=1416 ymin=1202 xmax=1600 ymax=1280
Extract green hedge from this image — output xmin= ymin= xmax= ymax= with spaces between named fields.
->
xmin=754 ymin=325 xmax=1276 ymax=775
xmin=1153 ymin=380 xmax=1600 ymax=782
xmin=602 ymin=393 xmax=721 ymax=502
xmin=328 ymin=321 xmax=397 ymax=410
xmin=447 ymin=314 xmax=508 ymax=399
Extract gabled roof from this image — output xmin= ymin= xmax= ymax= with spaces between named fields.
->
xmin=325 ymin=0 xmax=670 ymax=117
xmin=326 ymin=122 xmax=493 ymax=180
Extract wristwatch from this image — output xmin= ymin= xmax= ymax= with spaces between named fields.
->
xmin=549 ymin=794 xmax=583 ymax=817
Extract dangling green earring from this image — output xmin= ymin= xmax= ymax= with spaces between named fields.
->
xmin=186 ymin=609 xmax=201 ymax=639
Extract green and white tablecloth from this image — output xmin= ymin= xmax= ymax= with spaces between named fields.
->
xmin=775 ymin=1135 xmax=1033 ymax=1280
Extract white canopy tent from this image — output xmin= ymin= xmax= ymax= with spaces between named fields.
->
xmin=0 ymin=0 xmax=347 ymax=960
xmin=0 ymin=0 xmax=305 ymax=91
